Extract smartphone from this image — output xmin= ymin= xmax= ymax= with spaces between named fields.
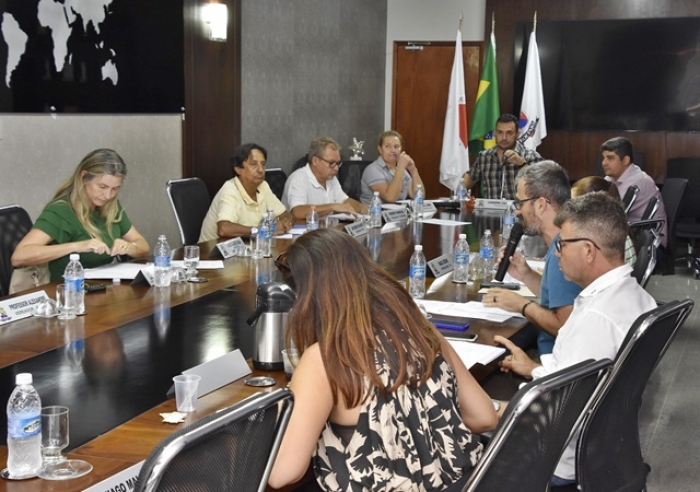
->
xmin=431 ymin=317 xmax=470 ymax=331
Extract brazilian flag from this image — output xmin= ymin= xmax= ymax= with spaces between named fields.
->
xmin=468 ymin=32 xmax=500 ymax=156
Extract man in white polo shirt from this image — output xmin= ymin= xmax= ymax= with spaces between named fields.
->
xmin=282 ymin=137 xmax=368 ymax=219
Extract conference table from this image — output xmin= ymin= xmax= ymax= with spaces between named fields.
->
xmin=0 ymin=205 xmax=531 ymax=491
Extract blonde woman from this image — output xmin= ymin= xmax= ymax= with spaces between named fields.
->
xmin=12 ymin=149 xmax=149 ymax=281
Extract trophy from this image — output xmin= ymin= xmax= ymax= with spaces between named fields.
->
xmin=349 ymin=138 xmax=365 ymax=161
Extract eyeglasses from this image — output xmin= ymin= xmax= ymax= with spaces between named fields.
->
xmin=555 ymin=237 xmax=601 ymax=253
xmin=513 ymin=196 xmax=540 ymax=210
xmin=316 ymin=156 xmax=343 ymax=169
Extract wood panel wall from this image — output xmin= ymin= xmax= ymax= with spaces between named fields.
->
xmin=485 ymin=0 xmax=700 ymax=181
xmin=183 ymin=0 xmax=242 ymax=198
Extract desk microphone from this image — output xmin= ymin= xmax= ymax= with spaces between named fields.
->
xmin=494 ymin=222 xmax=524 ymax=282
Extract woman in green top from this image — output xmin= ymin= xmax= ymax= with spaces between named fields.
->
xmin=12 ymin=149 xmax=150 ymax=281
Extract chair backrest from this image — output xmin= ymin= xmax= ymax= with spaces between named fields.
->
xmin=0 ymin=205 xmax=33 ymax=298
xmin=337 ymin=160 xmax=372 ymax=201
xmin=464 ymin=358 xmax=612 ymax=492
xmin=640 ymin=195 xmax=660 ymax=220
xmin=166 ymin=178 xmax=211 ymax=246
xmin=291 ymin=155 xmax=307 ymax=173
xmin=575 ymin=299 xmax=694 ymax=492
xmin=134 ymin=388 xmax=294 ymax=492
xmin=621 ymin=185 xmax=640 ymax=214
xmin=265 ymin=168 xmax=287 ymax=200
xmin=659 ymin=177 xmax=688 ymax=258
xmin=630 ymin=224 xmax=662 ymax=288
xmin=666 ymin=157 xmax=700 ymax=221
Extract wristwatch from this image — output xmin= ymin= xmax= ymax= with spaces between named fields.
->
xmin=492 ymin=399 xmax=501 ymax=412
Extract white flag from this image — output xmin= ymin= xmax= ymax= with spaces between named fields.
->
xmin=518 ymin=31 xmax=547 ymax=150
xmin=439 ymin=29 xmax=470 ymax=191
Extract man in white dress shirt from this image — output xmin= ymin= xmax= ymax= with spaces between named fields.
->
xmin=282 ymin=137 xmax=367 ymax=219
xmin=494 ymin=192 xmax=657 ymax=486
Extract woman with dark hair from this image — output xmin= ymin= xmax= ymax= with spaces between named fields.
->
xmin=269 ymin=229 xmax=497 ymax=492
xmin=12 ymin=149 xmax=149 ymax=281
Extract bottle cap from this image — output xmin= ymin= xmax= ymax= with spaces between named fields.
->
xmin=485 ymin=229 xmax=491 ymax=234
xmin=415 ymin=245 xmax=423 ymax=251
xmin=70 ymin=254 xmax=80 ymax=260
xmin=16 ymin=373 xmax=32 ymax=385
xmin=459 ymin=234 xmax=466 ymax=239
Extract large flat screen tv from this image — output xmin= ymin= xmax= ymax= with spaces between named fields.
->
xmin=514 ymin=18 xmax=700 ymax=132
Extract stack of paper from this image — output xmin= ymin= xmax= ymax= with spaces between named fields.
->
xmin=420 ymin=300 xmax=523 ymax=323
xmin=447 ymin=338 xmax=506 ymax=369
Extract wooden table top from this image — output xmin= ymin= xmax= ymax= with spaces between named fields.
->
xmin=0 ymin=210 xmax=529 ymax=491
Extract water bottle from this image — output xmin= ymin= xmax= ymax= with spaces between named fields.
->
xmin=370 ymin=191 xmax=382 ymax=228
xmin=306 ymin=206 xmax=319 ymax=232
xmin=501 ymin=203 xmax=515 ymax=245
xmin=63 ymin=253 xmax=84 ymax=315
xmin=480 ymin=229 xmax=495 ymax=272
xmin=455 ymin=182 xmax=467 ymax=201
xmin=258 ymin=213 xmax=272 ymax=258
xmin=267 ymin=206 xmax=277 ymax=247
xmin=453 ymin=233 xmax=470 ymax=284
xmin=413 ymin=184 xmax=424 ymax=220
xmin=153 ymin=234 xmax=172 ymax=288
xmin=7 ymin=373 xmax=42 ymax=478
xmin=409 ymin=245 xmax=426 ymax=299
xmin=250 ymin=226 xmax=262 ymax=258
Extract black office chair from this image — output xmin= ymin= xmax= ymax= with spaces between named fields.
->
xmin=659 ymin=177 xmax=688 ymax=274
xmin=134 ymin=388 xmax=294 ymax=492
xmin=0 ymin=205 xmax=34 ymax=297
xmin=337 ymin=160 xmax=372 ymax=201
xmin=166 ymin=178 xmax=211 ymax=246
xmin=464 ymin=358 xmax=612 ymax=492
xmin=265 ymin=168 xmax=287 ymax=200
xmin=291 ymin=155 xmax=307 ymax=173
xmin=640 ymin=195 xmax=660 ymax=220
xmin=574 ymin=299 xmax=694 ymax=492
xmin=629 ymin=219 xmax=663 ymax=288
xmin=621 ymin=185 xmax=640 ymax=215
xmin=667 ymin=158 xmax=700 ymax=278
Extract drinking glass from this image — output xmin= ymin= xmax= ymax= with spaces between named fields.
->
xmin=183 ymin=246 xmax=200 ymax=279
xmin=38 ymin=407 xmax=93 ymax=480
xmin=55 ymin=285 xmax=76 ymax=320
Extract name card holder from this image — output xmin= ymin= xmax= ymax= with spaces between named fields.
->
xmin=131 ymin=265 xmax=155 ymax=286
xmin=209 ymin=237 xmax=246 ymax=259
xmin=474 ymin=198 xmax=513 ymax=210
xmin=428 ymin=253 xmax=454 ymax=278
xmin=344 ymin=221 xmax=370 ymax=237
xmin=382 ymin=208 xmax=409 ymax=223
xmin=423 ymin=201 xmax=437 ymax=214
xmin=167 ymin=349 xmax=251 ymax=399
xmin=82 ymin=461 xmax=144 ymax=492
xmin=0 ymin=291 xmax=50 ymax=325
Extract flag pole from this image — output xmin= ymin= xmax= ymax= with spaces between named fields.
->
xmin=492 ymin=11 xmax=495 ymax=34
xmin=459 ymin=12 xmax=463 ymax=32
xmin=533 ymin=11 xmax=537 ymax=34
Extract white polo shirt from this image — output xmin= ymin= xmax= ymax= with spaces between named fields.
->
xmin=282 ymin=164 xmax=349 ymax=210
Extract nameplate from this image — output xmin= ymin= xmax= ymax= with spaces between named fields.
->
xmin=428 ymin=254 xmax=454 ymax=278
xmin=82 ymin=460 xmax=144 ymax=492
xmin=423 ymin=201 xmax=437 ymax=214
xmin=209 ymin=237 xmax=246 ymax=259
xmin=474 ymin=198 xmax=513 ymax=210
xmin=382 ymin=208 xmax=408 ymax=223
xmin=130 ymin=265 xmax=155 ymax=287
xmin=344 ymin=221 xmax=370 ymax=237
xmin=182 ymin=349 xmax=251 ymax=398
xmin=0 ymin=291 xmax=50 ymax=325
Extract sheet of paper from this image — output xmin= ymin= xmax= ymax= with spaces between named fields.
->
xmin=84 ymin=262 xmax=146 ymax=280
xmin=171 ymin=260 xmax=224 ymax=269
xmin=421 ymin=218 xmax=471 ymax=226
xmin=381 ymin=222 xmax=401 ymax=233
xmin=419 ymin=300 xmax=523 ymax=322
xmin=276 ymin=233 xmax=293 ymax=239
xmin=382 ymin=203 xmax=407 ymax=210
xmin=478 ymin=284 xmax=536 ymax=298
xmin=447 ymin=339 xmax=506 ymax=369
xmin=291 ymin=225 xmax=307 ymax=235
xmin=327 ymin=213 xmax=357 ymax=221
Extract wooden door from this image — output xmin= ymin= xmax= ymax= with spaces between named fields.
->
xmin=393 ymin=42 xmax=481 ymax=198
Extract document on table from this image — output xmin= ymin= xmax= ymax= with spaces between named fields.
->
xmin=447 ymin=338 xmax=506 ymax=369
xmin=327 ymin=213 xmax=358 ymax=221
xmin=85 ymin=262 xmax=146 ymax=280
xmin=419 ymin=300 xmax=524 ymax=322
xmin=421 ymin=218 xmax=471 ymax=226
xmin=171 ymin=260 xmax=224 ymax=269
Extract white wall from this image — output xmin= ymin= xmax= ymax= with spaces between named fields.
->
xmin=0 ymin=115 xmax=182 ymax=249
xmin=385 ymin=0 xmax=486 ymax=127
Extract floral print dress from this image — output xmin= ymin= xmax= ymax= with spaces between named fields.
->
xmin=314 ymin=352 xmax=483 ymax=492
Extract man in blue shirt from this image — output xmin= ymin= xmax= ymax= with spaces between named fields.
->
xmin=483 ymin=161 xmax=581 ymax=354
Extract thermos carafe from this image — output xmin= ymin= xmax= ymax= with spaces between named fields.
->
xmin=246 ymin=282 xmax=296 ymax=371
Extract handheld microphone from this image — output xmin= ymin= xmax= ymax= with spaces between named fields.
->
xmin=494 ymin=222 xmax=524 ymax=282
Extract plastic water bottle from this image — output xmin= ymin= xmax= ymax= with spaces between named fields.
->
xmin=153 ymin=234 xmax=172 ymax=288
xmin=258 ymin=213 xmax=272 ymax=258
xmin=501 ymin=203 xmax=515 ymax=245
xmin=63 ymin=253 xmax=84 ymax=315
xmin=409 ymin=245 xmax=426 ymax=299
xmin=306 ymin=206 xmax=319 ymax=232
xmin=370 ymin=191 xmax=382 ymax=228
xmin=413 ymin=184 xmax=424 ymax=220
xmin=455 ymin=182 xmax=467 ymax=201
xmin=267 ymin=206 xmax=277 ymax=247
xmin=7 ymin=373 xmax=42 ymax=478
xmin=480 ymin=229 xmax=495 ymax=272
xmin=453 ymin=233 xmax=470 ymax=284
xmin=251 ymin=226 xmax=262 ymax=258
